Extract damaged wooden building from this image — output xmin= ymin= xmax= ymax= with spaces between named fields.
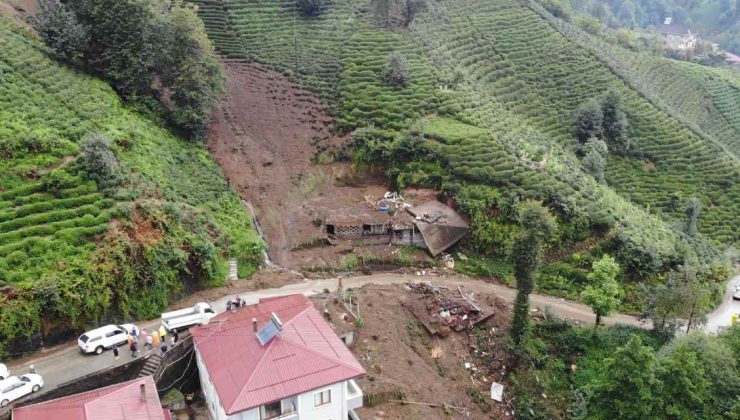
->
xmin=323 ymin=199 xmax=469 ymax=256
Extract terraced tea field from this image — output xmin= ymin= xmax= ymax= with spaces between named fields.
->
xmin=189 ymin=0 xmax=738 ymax=253
xmin=0 ymin=19 xmax=262 ymax=284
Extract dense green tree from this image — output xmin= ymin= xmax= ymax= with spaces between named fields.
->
xmin=401 ymin=0 xmax=427 ymax=27
xmin=158 ymin=1 xmax=225 ymax=140
xmin=574 ymin=98 xmax=603 ymax=143
xmin=581 ymin=137 xmax=607 ymax=183
xmin=71 ymin=0 xmax=159 ymax=96
xmin=660 ymin=330 xmax=740 ymax=418
xmin=640 ymin=275 xmax=685 ymax=336
xmin=658 ymin=344 xmax=711 ymax=418
xmin=581 ymin=255 xmax=621 ymax=326
xmin=685 ymin=196 xmax=701 ymax=237
xmin=510 ymin=200 xmax=556 ymax=345
xmin=601 ymin=91 xmax=631 ymax=154
xmin=381 ymin=51 xmax=410 ymax=87
xmin=31 ymin=0 xmax=89 ymax=63
xmin=297 ymin=0 xmax=327 ymax=17
xmin=586 ymin=335 xmax=663 ymax=419
xmin=78 ymin=133 xmax=120 ymax=188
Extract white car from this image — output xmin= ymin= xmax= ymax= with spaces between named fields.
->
xmin=77 ymin=324 xmax=137 ymax=355
xmin=0 ymin=363 xmax=7 ymax=380
xmin=0 ymin=374 xmax=43 ymax=407
xmin=733 ymin=284 xmax=740 ymax=300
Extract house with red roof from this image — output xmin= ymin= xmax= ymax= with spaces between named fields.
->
xmin=190 ymin=294 xmax=365 ymax=420
xmin=12 ymin=376 xmax=169 ymax=420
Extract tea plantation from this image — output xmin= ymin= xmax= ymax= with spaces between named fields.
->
xmin=0 ymin=19 xmax=262 ymax=354
xmin=190 ymin=0 xmax=738 ymax=257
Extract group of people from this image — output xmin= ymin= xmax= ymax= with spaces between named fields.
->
xmin=112 ymin=325 xmax=180 ymax=362
xmin=226 ymin=295 xmax=247 ymax=312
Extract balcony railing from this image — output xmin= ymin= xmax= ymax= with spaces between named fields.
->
xmin=346 ymin=379 xmax=363 ymax=412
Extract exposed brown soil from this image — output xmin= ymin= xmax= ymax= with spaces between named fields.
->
xmin=0 ymin=0 xmax=35 ymax=30
xmin=208 ymin=60 xmax=350 ymax=268
xmin=208 ymin=61 xmax=441 ymax=271
xmin=311 ymin=284 xmax=516 ymax=419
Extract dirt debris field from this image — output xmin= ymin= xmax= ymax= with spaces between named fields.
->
xmin=311 ymin=283 xmax=517 ymax=419
xmin=208 ymin=63 xmax=444 ymax=271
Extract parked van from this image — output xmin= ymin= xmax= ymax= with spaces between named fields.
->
xmin=0 ymin=374 xmax=43 ymax=407
xmin=77 ymin=324 xmax=137 ymax=355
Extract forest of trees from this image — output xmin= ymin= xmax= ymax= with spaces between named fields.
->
xmin=32 ymin=0 xmax=223 ymax=141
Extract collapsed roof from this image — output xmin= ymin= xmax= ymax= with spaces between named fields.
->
xmin=408 ymin=201 xmax=469 ymax=256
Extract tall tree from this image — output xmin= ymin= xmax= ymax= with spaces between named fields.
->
xmin=601 ymin=90 xmax=631 ymax=154
xmin=586 ymin=335 xmax=663 ymax=419
xmin=158 ymin=1 xmax=225 ymax=140
xmin=401 ymin=0 xmax=427 ymax=27
xmin=581 ymin=137 xmax=608 ymax=183
xmin=510 ymin=200 xmax=556 ymax=345
xmin=581 ymin=254 xmax=621 ymax=326
xmin=658 ymin=344 xmax=711 ymax=418
xmin=31 ymin=0 xmax=89 ymax=63
xmin=71 ymin=0 xmax=159 ymax=97
xmin=685 ymin=196 xmax=701 ymax=237
xmin=297 ymin=0 xmax=327 ymax=17
xmin=574 ymin=98 xmax=603 ymax=143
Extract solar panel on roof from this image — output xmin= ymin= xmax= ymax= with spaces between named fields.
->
xmin=256 ymin=313 xmax=283 ymax=346
xmin=257 ymin=321 xmax=279 ymax=345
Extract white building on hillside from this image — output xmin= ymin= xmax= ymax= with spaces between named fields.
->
xmin=191 ymin=294 xmax=365 ymax=420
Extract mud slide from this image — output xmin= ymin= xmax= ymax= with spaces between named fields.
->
xmin=208 ymin=61 xmax=345 ymax=268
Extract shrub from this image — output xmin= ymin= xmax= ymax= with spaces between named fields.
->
xmin=78 ymin=133 xmax=119 ymax=188
xmin=297 ymin=0 xmax=327 ymax=16
xmin=381 ymin=52 xmax=410 ymax=87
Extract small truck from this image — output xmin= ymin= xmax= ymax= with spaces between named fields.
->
xmin=161 ymin=302 xmax=216 ymax=332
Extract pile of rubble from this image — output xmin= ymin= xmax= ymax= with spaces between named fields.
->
xmin=365 ymin=191 xmax=411 ymax=214
xmin=404 ymin=282 xmax=492 ymax=334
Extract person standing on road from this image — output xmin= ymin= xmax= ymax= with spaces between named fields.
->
xmin=130 ymin=341 xmax=138 ymax=358
xmin=159 ymin=325 xmax=167 ymax=342
xmin=152 ymin=331 xmax=160 ymax=347
xmin=226 ymin=299 xmax=233 ymax=312
xmin=160 ymin=344 xmax=168 ymax=356
xmin=145 ymin=333 xmax=153 ymax=350
xmin=29 ymin=365 xmax=36 ymax=374
xmin=173 ymin=330 xmax=179 ymax=343
xmin=113 ymin=346 xmax=120 ymax=361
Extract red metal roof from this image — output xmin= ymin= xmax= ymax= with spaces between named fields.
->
xmin=190 ymin=294 xmax=365 ymax=415
xmin=12 ymin=376 xmax=165 ymax=420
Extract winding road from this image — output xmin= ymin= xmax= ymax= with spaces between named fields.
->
xmin=2 ymin=270 xmax=737 ymax=414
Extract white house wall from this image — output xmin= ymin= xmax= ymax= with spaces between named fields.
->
xmin=196 ymin=349 xmax=352 ymax=420
xmin=195 ymin=348 xmax=229 ymax=420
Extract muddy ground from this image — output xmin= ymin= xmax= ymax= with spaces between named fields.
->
xmin=208 ymin=60 xmax=354 ymax=268
xmin=311 ymin=284 xmax=516 ymax=419
xmin=208 ymin=61 xmax=444 ymax=271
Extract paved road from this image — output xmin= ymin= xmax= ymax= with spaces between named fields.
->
xmin=2 ymin=272 xmax=643 ymax=404
xmin=704 ymin=274 xmax=740 ymax=333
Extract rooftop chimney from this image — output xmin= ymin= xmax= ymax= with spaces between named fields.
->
xmin=139 ymin=383 xmax=146 ymax=402
xmin=252 ymin=318 xmax=258 ymax=332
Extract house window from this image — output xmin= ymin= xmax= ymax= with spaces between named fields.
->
xmin=260 ymin=401 xmax=281 ymax=419
xmin=314 ymin=388 xmax=331 ymax=407
xmin=259 ymin=397 xmax=297 ymax=419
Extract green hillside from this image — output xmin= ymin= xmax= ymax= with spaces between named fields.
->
xmin=0 ymin=20 xmax=262 ymax=354
xmin=190 ymin=0 xmax=738 ymax=263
